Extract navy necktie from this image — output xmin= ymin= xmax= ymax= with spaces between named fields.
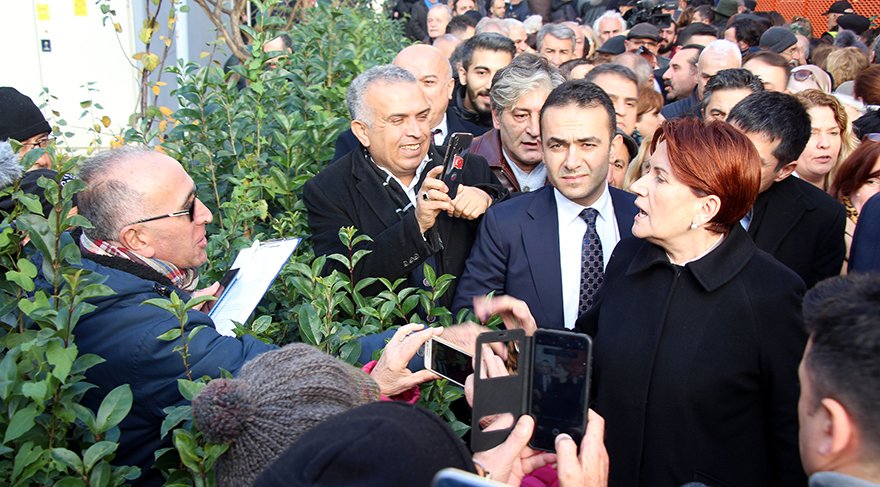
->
xmin=578 ymin=208 xmax=604 ymax=314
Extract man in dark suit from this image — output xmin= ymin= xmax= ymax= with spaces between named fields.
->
xmin=728 ymin=91 xmax=846 ymax=288
xmin=305 ymin=65 xmax=505 ymax=307
xmin=454 ymin=80 xmax=638 ymax=329
xmin=333 ymin=44 xmax=483 ymax=162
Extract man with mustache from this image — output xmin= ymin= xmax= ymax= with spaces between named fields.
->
xmin=468 ymin=53 xmax=565 ymax=193
xmin=452 ymin=33 xmax=516 ymax=132
xmin=453 ymin=80 xmax=638 ymax=329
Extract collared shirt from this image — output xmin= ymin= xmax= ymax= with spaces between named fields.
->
xmin=555 ymin=184 xmax=621 ymax=328
xmin=432 ymin=115 xmax=449 ymax=146
xmin=503 ymin=148 xmax=546 ymax=192
xmin=376 ymin=156 xmax=431 ymax=206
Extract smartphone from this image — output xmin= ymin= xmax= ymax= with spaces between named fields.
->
xmin=432 ymin=468 xmax=506 ymax=486
xmin=441 ymin=132 xmax=474 ymax=199
xmin=529 ymin=329 xmax=592 ymax=452
xmin=425 ymin=337 xmax=473 ymax=388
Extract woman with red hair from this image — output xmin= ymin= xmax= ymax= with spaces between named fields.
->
xmin=830 ymin=137 xmax=880 ymax=271
xmin=578 ymin=118 xmax=807 ymax=486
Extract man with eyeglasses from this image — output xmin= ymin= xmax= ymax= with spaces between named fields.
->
xmin=69 ymin=146 xmax=485 ymax=485
xmin=0 ymin=87 xmax=55 ymax=170
xmin=0 ymin=87 xmax=76 ymax=217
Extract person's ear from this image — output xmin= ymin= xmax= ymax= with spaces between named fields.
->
xmin=822 ymin=398 xmax=856 ymax=458
xmin=458 ymin=65 xmax=468 ymax=86
xmin=695 ymin=194 xmax=721 ymax=227
xmin=351 ymin=119 xmax=371 ymax=148
xmin=775 ymin=161 xmax=797 ymax=182
xmin=491 ymin=108 xmax=501 ymax=129
xmin=445 ymin=77 xmax=455 ymax=100
xmin=609 ymin=133 xmax=623 ymax=161
xmin=119 ymin=226 xmax=155 ymax=258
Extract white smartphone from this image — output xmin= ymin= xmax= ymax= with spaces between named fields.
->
xmin=424 ymin=337 xmax=473 ymax=387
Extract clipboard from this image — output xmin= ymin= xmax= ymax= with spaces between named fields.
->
xmin=208 ymin=237 xmax=301 ymax=336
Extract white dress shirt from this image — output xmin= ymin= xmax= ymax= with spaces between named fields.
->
xmin=377 ymin=156 xmax=430 ymax=206
xmin=432 ymin=115 xmax=449 ymax=146
xmin=503 ymin=148 xmax=547 ymax=192
xmin=555 ymin=184 xmax=621 ymax=328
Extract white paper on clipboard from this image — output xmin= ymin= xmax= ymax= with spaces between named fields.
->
xmin=209 ymin=237 xmax=301 ymax=336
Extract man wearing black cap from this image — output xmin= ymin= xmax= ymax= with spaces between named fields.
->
xmin=596 ymin=35 xmax=627 ymax=64
xmin=625 ymin=22 xmax=661 ymax=57
xmin=0 ymin=87 xmax=77 ymax=217
xmin=823 ymin=1 xmax=854 ymax=37
xmin=836 ymin=14 xmax=871 ymax=39
xmin=759 ymin=26 xmax=802 ymax=67
xmin=0 ymin=87 xmax=53 ymax=171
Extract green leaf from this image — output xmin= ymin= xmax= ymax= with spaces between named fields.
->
xmin=177 ymin=379 xmax=205 ymax=401
xmin=88 ymin=460 xmax=111 ymax=487
xmin=54 ymin=477 xmax=86 ymax=487
xmin=142 ymin=297 xmax=177 ymax=315
xmin=160 ymin=405 xmax=191 ymax=439
xmin=47 ymin=340 xmax=78 ymax=382
xmin=52 ymin=448 xmax=84 ymax=475
xmin=172 ymin=428 xmax=201 ymax=472
xmin=4 ymin=404 xmax=39 ymax=443
xmin=12 ymin=442 xmax=44 ymax=484
xmin=0 ymin=348 xmax=19 ymax=400
xmin=156 ymin=328 xmax=182 ymax=341
xmin=22 ymin=381 xmax=49 ymax=405
xmin=83 ymin=441 xmax=117 ymax=472
xmin=95 ymin=384 xmax=133 ymax=434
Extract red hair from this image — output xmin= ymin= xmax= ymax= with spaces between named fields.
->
xmin=830 ymin=140 xmax=880 ymax=200
xmin=651 ymin=118 xmax=761 ymax=233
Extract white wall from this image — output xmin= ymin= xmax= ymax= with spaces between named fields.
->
xmin=0 ymin=0 xmax=140 ymax=151
xmin=0 ymin=1 xmax=234 ymax=153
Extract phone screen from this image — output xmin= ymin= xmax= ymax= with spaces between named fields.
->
xmin=429 ymin=338 xmax=473 ymax=388
xmin=530 ymin=330 xmax=591 ymax=451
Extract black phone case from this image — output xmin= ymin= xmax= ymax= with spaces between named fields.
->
xmin=441 ymin=132 xmax=474 ymax=199
xmin=470 ymin=329 xmax=591 ymax=453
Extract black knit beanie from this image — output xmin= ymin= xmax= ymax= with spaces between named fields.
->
xmin=192 ymin=343 xmax=381 ymax=487
xmin=0 ymin=87 xmax=51 ymax=142
xmin=254 ymin=401 xmax=478 ymax=487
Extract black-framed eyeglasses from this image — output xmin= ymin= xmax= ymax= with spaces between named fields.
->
xmin=24 ymin=135 xmax=56 ymax=149
xmin=129 ymin=198 xmax=196 ymax=225
xmin=864 ymin=133 xmax=880 ymax=143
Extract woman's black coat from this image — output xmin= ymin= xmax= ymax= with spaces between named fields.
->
xmin=576 ymin=225 xmax=808 ymax=487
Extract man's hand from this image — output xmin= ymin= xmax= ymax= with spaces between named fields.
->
xmin=555 ymin=410 xmax=610 ymax=487
xmin=473 ymin=295 xmax=538 ymax=335
xmin=471 ymin=415 xmax=556 ymax=485
xmin=416 ymin=166 xmax=454 ymax=234
xmin=191 ymin=281 xmax=221 ymax=312
xmin=371 ymin=324 xmax=441 ymax=396
xmin=449 ymin=185 xmax=492 ymax=219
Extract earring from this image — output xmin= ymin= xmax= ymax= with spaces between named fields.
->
xmin=690 ymin=222 xmax=699 ymax=230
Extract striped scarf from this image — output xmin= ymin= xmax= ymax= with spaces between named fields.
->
xmin=80 ymin=233 xmax=199 ymax=292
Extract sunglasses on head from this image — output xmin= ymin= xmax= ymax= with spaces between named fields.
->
xmin=129 ymin=198 xmax=196 ymax=225
xmin=791 ymin=69 xmax=816 ymax=83
xmin=864 ymin=133 xmax=880 ymax=143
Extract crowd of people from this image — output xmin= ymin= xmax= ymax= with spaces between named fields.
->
xmin=2 ymin=0 xmax=880 ymax=485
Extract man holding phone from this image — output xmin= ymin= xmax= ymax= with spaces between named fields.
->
xmin=305 ymin=65 xmax=506 ymax=306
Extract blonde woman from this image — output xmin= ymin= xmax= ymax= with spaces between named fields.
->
xmin=794 ymin=89 xmax=858 ymax=191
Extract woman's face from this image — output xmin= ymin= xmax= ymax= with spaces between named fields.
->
xmin=796 ymin=106 xmax=842 ymax=184
xmin=851 ymin=155 xmax=880 ymax=213
xmin=630 ymin=141 xmax=709 ymax=247
xmin=636 ymin=110 xmax=663 ymax=141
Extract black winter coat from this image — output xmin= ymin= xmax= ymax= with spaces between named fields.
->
xmin=576 ymin=225 xmax=808 ymax=487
